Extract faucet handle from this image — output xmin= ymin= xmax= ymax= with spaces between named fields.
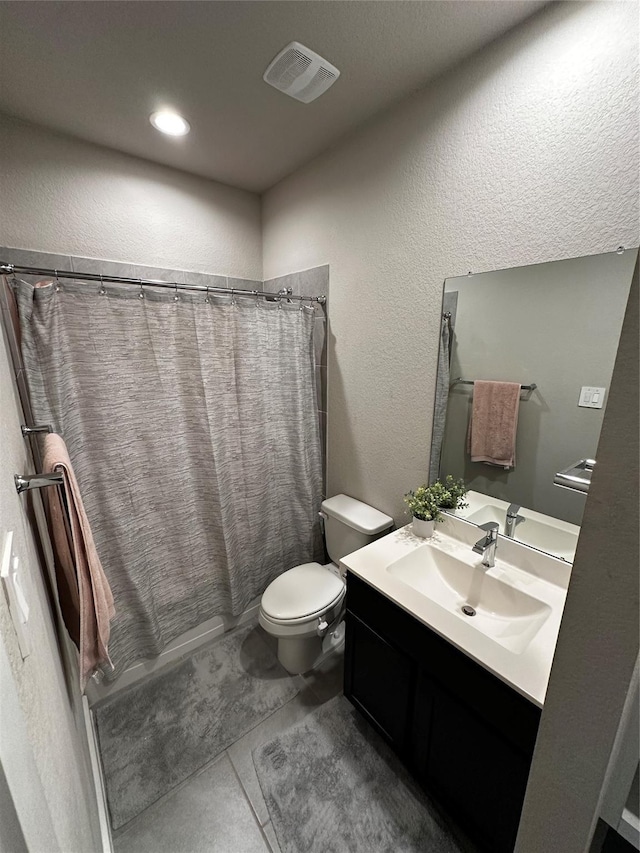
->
xmin=476 ymin=521 xmax=499 ymax=544
xmin=472 ymin=520 xmax=499 ymax=565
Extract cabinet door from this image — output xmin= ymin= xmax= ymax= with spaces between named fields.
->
xmin=425 ymin=686 xmax=532 ymax=853
xmin=344 ymin=612 xmax=414 ymax=751
xmin=410 ymin=670 xmax=437 ymax=774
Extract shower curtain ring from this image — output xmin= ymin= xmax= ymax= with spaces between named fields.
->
xmin=230 ymin=288 xmax=235 ymax=305
xmin=173 ymin=282 xmax=179 ymax=302
xmin=54 ymin=270 xmax=61 ymax=292
xmin=138 ymin=279 xmax=144 ymax=299
xmin=205 ymin=285 xmax=210 ymax=304
xmin=99 ymin=274 xmax=106 ymax=296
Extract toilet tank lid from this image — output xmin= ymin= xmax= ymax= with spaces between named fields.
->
xmin=321 ymin=494 xmax=393 ymax=535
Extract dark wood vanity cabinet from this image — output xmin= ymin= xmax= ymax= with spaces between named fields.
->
xmin=344 ymin=612 xmax=415 ymax=750
xmin=344 ymin=573 xmax=542 ymax=853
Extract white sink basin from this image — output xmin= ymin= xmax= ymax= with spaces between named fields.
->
xmin=387 ymin=544 xmax=552 ymax=654
xmin=341 ymin=514 xmax=570 ymax=706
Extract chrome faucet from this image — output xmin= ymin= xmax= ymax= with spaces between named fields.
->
xmin=472 ymin=522 xmax=499 ymax=568
xmin=505 ymin=503 xmax=525 ymax=538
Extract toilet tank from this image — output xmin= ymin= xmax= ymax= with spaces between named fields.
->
xmin=321 ymin=494 xmax=393 ymax=564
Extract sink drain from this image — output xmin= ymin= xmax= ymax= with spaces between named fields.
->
xmin=461 ymin=605 xmax=476 ymax=617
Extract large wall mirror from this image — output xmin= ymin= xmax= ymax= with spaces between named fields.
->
xmin=431 ymin=248 xmax=638 ymax=562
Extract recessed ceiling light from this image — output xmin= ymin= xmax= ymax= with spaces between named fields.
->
xmin=149 ymin=110 xmax=190 ymax=136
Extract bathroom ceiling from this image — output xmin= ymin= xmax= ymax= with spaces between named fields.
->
xmin=0 ymin=1 xmax=547 ymax=193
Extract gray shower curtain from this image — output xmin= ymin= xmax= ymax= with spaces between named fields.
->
xmin=15 ymin=278 xmax=323 ymax=679
xmin=428 ymin=310 xmax=452 ymax=484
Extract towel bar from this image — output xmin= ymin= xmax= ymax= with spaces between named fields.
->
xmin=15 ymin=472 xmax=64 ymax=494
xmin=451 ymin=378 xmax=537 ymax=391
xmin=21 ymin=424 xmax=54 ymax=437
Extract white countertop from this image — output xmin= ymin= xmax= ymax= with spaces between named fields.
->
xmin=341 ymin=514 xmax=571 ymax=708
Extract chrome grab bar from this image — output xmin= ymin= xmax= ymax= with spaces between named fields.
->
xmin=553 ymin=459 xmax=596 ymax=494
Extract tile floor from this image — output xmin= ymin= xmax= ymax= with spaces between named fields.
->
xmin=110 ymin=634 xmax=344 ymax=853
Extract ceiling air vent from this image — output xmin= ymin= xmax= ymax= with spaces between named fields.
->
xmin=263 ymin=41 xmax=340 ymax=103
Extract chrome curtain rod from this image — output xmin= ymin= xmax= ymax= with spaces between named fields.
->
xmin=451 ymin=378 xmax=537 ymax=391
xmin=0 ymin=263 xmax=327 ymax=305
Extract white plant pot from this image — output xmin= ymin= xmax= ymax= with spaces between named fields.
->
xmin=412 ymin=517 xmax=435 ymax=538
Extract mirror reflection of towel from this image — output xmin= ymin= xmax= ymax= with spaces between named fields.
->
xmin=466 ymin=381 xmax=521 ymax=469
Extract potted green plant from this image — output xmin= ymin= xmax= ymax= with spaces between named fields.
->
xmin=403 ymin=485 xmax=442 ymax=538
xmin=430 ymin=475 xmax=468 ymax=513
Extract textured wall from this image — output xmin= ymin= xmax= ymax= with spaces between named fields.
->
xmin=0 ymin=305 xmax=100 ymax=851
xmin=262 ymin=1 xmax=639 ymax=524
xmin=0 ymin=113 xmax=262 ymax=280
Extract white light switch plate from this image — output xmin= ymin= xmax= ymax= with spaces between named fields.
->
xmin=578 ymin=386 xmax=606 ymax=409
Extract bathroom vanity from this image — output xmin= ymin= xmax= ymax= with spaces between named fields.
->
xmin=341 ymin=516 xmax=570 ymax=853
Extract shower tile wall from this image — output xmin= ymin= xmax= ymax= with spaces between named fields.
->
xmin=264 ymin=265 xmax=329 ymax=495
xmin=1 ymin=248 xmax=329 ymax=491
xmin=0 ymin=246 xmax=263 ymax=293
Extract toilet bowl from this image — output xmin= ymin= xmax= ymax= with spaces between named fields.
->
xmin=259 ymin=494 xmax=393 ymax=674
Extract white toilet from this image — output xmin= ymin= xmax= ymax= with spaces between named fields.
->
xmin=259 ymin=494 xmax=393 ymax=674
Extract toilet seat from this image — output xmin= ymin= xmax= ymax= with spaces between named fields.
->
xmin=261 ymin=562 xmax=345 ymax=625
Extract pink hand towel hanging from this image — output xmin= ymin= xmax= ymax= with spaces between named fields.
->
xmin=466 ymin=380 xmax=521 ymax=469
xmin=42 ymin=433 xmax=115 ymax=687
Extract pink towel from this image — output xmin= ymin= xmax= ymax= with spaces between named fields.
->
xmin=466 ymin=381 xmax=521 ymax=469
xmin=42 ymin=433 xmax=115 ymax=687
